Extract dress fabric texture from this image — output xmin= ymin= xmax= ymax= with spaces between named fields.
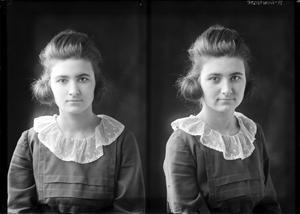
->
xmin=163 ymin=114 xmax=281 ymax=214
xmin=8 ymin=116 xmax=145 ymax=214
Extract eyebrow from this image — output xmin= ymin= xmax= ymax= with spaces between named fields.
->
xmin=54 ymin=73 xmax=91 ymax=79
xmin=76 ymin=73 xmax=91 ymax=78
xmin=207 ymin=72 xmax=244 ymax=76
xmin=230 ymin=72 xmax=244 ymax=76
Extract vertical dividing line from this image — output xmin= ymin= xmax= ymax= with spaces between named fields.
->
xmin=136 ymin=0 xmax=149 ymax=212
xmin=145 ymin=0 xmax=151 ymax=212
xmin=295 ymin=2 xmax=299 ymax=213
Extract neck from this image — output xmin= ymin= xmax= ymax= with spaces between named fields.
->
xmin=198 ymin=106 xmax=238 ymax=135
xmin=57 ymin=108 xmax=99 ymax=135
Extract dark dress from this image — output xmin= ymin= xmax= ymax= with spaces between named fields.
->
xmin=8 ymin=116 xmax=145 ymax=213
xmin=163 ymin=114 xmax=281 ymax=213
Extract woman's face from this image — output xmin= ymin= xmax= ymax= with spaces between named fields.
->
xmin=199 ymin=56 xmax=246 ymax=114
xmin=50 ymin=58 xmax=96 ymax=115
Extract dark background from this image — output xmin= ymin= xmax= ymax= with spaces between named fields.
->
xmin=2 ymin=0 xmax=296 ymax=213
xmin=149 ymin=1 xmax=295 ymax=213
xmin=3 ymin=1 xmax=148 ymax=212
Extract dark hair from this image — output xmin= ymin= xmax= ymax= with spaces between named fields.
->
xmin=32 ymin=29 xmax=106 ymax=105
xmin=178 ymin=25 xmax=253 ymax=103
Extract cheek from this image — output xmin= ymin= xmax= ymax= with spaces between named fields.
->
xmin=50 ymin=84 xmax=63 ymax=100
xmin=84 ymin=84 xmax=96 ymax=99
xmin=89 ymin=84 xmax=96 ymax=95
xmin=201 ymin=84 xmax=217 ymax=97
xmin=237 ymin=81 xmax=246 ymax=94
xmin=90 ymin=81 xmax=96 ymax=94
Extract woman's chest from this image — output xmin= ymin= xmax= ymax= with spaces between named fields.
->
xmin=31 ymin=141 xmax=117 ymax=209
xmin=196 ymin=142 xmax=265 ymax=209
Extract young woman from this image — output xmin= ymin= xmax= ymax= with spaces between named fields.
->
xmin=163 ymin=25 xmax=281 ymax=213
xmin=8 ymin=30 xmax=145 ymax=213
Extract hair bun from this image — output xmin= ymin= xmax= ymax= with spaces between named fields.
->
xmin=179 ymin=76 xmax=202 ymax=102
xmin=32 ymin=78 xmax=53 ymax=105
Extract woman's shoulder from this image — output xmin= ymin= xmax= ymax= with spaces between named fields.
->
xmin=235 ymin=112 xmax=257 ymax=136
xmin=170 ymin=114 xmax=205 ymax=136
xmin=14 ymin=127 xmax=39 ymax=156
xmin=237 ymin=112 xmax=265 ymax=142
xmin=18 ymin=127 xmax=39 ymax=142
xmin=96 ymin=114 xmax=125 ymax=145
xmin=252 ymin=122 xmax=267 ymax=149
xmin=167 ymin=115 xmax=205 ymax=150
xmin=235 ymin=114 xmax=267 ymax=156
xmin=166 ymin=129 xmax=200 ymax=153
xmin=169 ymin=128 xmax=196 ymax=141
xmin=254 ymin=122 xmax=264 ymax=134
xmin=97 ymin=114 xmax=124 ymax=129
xmin=96 ymin=114 xmax=140 ymax=149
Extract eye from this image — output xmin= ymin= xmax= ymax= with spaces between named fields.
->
xmin=79 ymin=77 xmax=89 ymax=82
xmin=57 ymin=79 xmax=67 ymax=83
xmin=209 ymin=76 xmax=220 ymax=82
xmin=231 ymin=75 xmax=242 ymax=81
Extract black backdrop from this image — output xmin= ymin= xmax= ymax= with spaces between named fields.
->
xmin=2 ymin=1 xmax=295 ymax=213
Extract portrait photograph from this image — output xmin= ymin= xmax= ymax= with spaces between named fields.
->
xmin=0 ymin=0 xmax=297 ymax=213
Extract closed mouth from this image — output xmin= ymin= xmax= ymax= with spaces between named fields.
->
xmin=218 ymin=98 xmax=235 ymax=101
xmin=67 ymin=100 xmax=83 ymax=102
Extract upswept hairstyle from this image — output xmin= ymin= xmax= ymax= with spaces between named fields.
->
xmin=178 ymin=25 xmax=253 ymax=103
xmin=32 ymin=29 xmax=106 ymax=105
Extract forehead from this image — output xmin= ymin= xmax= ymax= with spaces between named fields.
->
xmin=50 ymin=58 xmax=94 ymax=77
xmin=201 ymin=56 xmax=245 ymax=76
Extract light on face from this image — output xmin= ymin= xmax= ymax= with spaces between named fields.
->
xmin=198 ymin=56 xmax=246 ymax=112
xmin=49 ymin=58 xmax=96 ymax=114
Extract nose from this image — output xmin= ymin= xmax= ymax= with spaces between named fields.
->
xmin=221 ymin=79 xmax=233 ymax=96
xmin=68 ymin=81 xmax=80 ymax=96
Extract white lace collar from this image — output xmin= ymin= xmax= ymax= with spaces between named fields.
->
xmin=33 ymin=114 xmax=125 ymax=164
xmin=171 ymin=112 xmax=257 ymax=160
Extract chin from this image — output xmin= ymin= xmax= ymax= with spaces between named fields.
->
xmin=215 ymin=105 xmax=236 ymax=113
xmin=62 ymin=107 xmax=89 ymax=115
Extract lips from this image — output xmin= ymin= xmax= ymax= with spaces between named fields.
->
xmin=218 ymin=98 xmax=235 ymax=101
xmin=66 ymin=100 xmax=83 ymax=102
